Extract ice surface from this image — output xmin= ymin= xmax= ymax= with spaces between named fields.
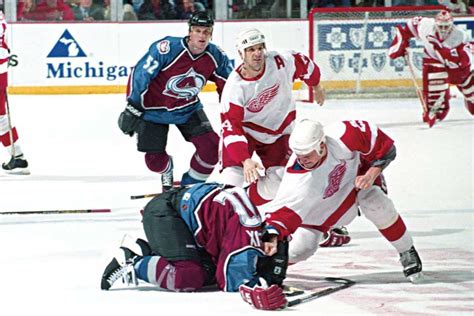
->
xmin=0 ymin=92 xmax=472 ymax=315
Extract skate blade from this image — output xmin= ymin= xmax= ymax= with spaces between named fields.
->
xmin=407 ymin=272 xmax=424 ymax=284
xmin=4 ymin=168 xmax=30 ymax=175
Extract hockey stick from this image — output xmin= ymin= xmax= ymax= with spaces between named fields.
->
xmin=0 ymin=209 xmax=111 ymax=215
xmin=4 ymin=88 xmax=15 ymax=158
xmin=130 ymin=193 xmax=159 ymax=200
xmin=130 ymin=181 xmax=182 ymax=199
xmin=404 ymin=53 xmax=429 ymax=114
xmin=286 ymin=277 xmax=355 ymax=307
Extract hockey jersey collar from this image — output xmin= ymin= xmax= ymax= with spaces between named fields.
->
xmin=236 ymin=63 xmax=266 ymax=81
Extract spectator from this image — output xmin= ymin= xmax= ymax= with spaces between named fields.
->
xmin=175 ymin=0 xmax=198 ymax=20
xmin=137 ymin=0 xmax=176 ymax=20
xmin=23 ymin=0 xmax=75 ymax=21
xmin=123 ymin=0 xmax=138 ymax=20
xmin=17 ymin=0 xmax=37 ymax=21
xmin=72 ymin=0 xmax=105 ymax=21
xmin=439 ymin=0 xmax=468 ymax=14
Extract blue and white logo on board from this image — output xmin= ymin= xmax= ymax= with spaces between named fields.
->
xmin=47 ymin=30 xmax=86 ymax=58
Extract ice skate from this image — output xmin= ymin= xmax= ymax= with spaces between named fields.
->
xmin=161 ymin=156 xmax=174 ymax=192
xmin=400 ymin=246 xmax=423 ymax=284
xmin=100 ymin=246 xmax=142 ymax=290
xmin=2 ymin=155 xmax=30 ymax=175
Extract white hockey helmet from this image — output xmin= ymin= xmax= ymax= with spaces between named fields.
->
xmin=236 ymin=28 xmax=266 ymax=54
xmin=435 ymin=10 xmax=453 ymax=40
xmin=289 ymin=119 xmax=326 ymax=156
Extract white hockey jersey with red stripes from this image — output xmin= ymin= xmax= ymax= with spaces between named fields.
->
xmin=390 ymin=16 xmax=472 ymax=70
xmin=220 ymin=50 xmax=321 ymax=164
xmin=264 ymin=120 xmax=394 ymax=238
xmin=0 ymin=12 xmax=9 ymax=74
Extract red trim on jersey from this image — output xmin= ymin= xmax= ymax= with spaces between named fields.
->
xmin=242 ymin=110 xmax=296 ymax=135
xmin=248 ymin=182 xmax=271 ymax=206
xmin=236 ymin=63 xmax=266 ymax=82
xmin=379 ymin=215 xmax=407 ymax=242
xmin=321 ymin=189 xmax=357 ymax=228
xmin=266 ymin=206 xmax=302 ymax=238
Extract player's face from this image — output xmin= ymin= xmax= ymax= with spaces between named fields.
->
xmin=188 ymin=26 xmax=213 ymax=55
xmin=296 ymin=145 xmax=325 ymax=169
xmin=243 ymin=43 xmax=266 ymax=74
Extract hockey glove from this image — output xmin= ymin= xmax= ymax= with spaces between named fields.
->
xmin=319 ymin=227 xmax=351 ymax=247
xmin=118 ymin=104 xmax=143 ymax=137
xmin=239 ymin=278 xmax=287 ymax=310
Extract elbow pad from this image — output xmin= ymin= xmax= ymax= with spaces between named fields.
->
xmin=371 ymin=145 xmax=396 ymax=170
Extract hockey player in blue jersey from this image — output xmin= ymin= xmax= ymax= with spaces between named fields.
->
xmin=118 ymin=11 xmax=233 ymax=191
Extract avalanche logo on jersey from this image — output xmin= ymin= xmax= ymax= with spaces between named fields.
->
xmin=246 ymin=83 xmax=279 ymax=113
xmin=47 ymin=30 xmax=86 ymax=58
xmin=163 ymin=68 xmax=206 ymax=100
xmin=323 ymin=161 xmax=347 ymax=199
xmin=157 ymin=40 xmax=170 ymax=54
xmin=371 ymin=52 xmax=386 ymax=72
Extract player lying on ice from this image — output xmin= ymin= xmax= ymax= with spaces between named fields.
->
xmin=101 ymin=183 xmax=289 ymax=310
xmin=389 ymin=10 xmax=474 ymax=127
xmin=263 ymin=119 xmax=423 ymax=284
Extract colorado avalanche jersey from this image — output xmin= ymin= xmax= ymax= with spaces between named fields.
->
xmin=265 ymin=121 xmax=394 ymax=237
xmin=403 ymin=17 xmax=471 ymax=69
xmin=0 ymin=13 xmax=9 ymax=74
xmin=179 ymin=183 xmax=265 ymax=292
xmin=220 ymin=51 xmax=321 ymax=164
xmin=127 ymin=36 xmax=232 ymax=124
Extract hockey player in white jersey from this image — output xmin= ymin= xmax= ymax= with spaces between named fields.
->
xmin=389 ymin=10 xmax=474 ymax=127
xmin=218 ymin=28 xmax=325 ymax=207
xmin=264 ymin=119 xmax=423 ymax=283
xmin=0 ymin=12 xmax=29 ymax=174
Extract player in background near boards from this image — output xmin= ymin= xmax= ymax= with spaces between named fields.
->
xmin=264 ymin=119 xmax=423 ymax=283
xmin=389 ymin=10 xmax=473 ymax=127
xmin=0 ymin=11 xmax=29 ymax=175
xmin=118 ymin=11 xmax=232 ymax=191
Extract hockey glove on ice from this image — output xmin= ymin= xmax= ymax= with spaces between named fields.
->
xmin=239 ymin=278 xmax=287 ymax=310
xmin=319 ymin=227 xmax=351 ymax=247
xmin=118 ymin=104 xmax=143 ymax=137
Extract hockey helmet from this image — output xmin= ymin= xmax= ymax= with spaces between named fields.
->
xmin=435 ymin=10 xmax=453 ymax=40
xmin=188 ymin=11 xmax=214 ymax=29
xmin=289 ymin=119 xmax=326 ymax=156
xmin=236 ymin=28 xmax=266 ymax=53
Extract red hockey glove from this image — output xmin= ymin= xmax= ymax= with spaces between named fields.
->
xmin=319 ymin=227 xmax=351 ymax=247
xmin=388 ymin=25 xmax=409 ymax=59
xmin=239 ymin=279 xmax=287 ymax=310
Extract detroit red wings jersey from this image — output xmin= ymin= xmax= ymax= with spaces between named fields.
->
xmin=391 ymin=16 xmax=472 ymax=70
xmin=0 ymin=13 xmax=9 ymax=74
xmin=220 ymin=50 xmax=321 ymax=164
xmin=265 ymin=120 xmax=394 ymax=238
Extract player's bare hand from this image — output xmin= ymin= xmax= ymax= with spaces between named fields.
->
xmin=243 ymin=158 xmax=263 ymax=184
xmin=355 ymin=167 xmax=381 ymax=190
xmin=263 ymin=235 xmax=278 ymax=256
xmin=313 ymin=84 xmax=326 ymax=106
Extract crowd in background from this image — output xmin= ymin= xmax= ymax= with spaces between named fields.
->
xmin=15 ymin=0 xmax=210 ymax=21
xmin=11 ymin=0 xmax=474 ymax=21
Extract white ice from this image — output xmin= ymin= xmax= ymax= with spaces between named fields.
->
xmin=0 ymin=92 xmax=473 ymax=315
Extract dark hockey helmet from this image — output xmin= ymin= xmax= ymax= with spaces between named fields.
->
xmin=188 ymin=11 xmax=214 ymax=29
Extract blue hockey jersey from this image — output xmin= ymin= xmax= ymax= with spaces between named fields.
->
xmin=127 ymin=36 xmax=232 ymax=125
